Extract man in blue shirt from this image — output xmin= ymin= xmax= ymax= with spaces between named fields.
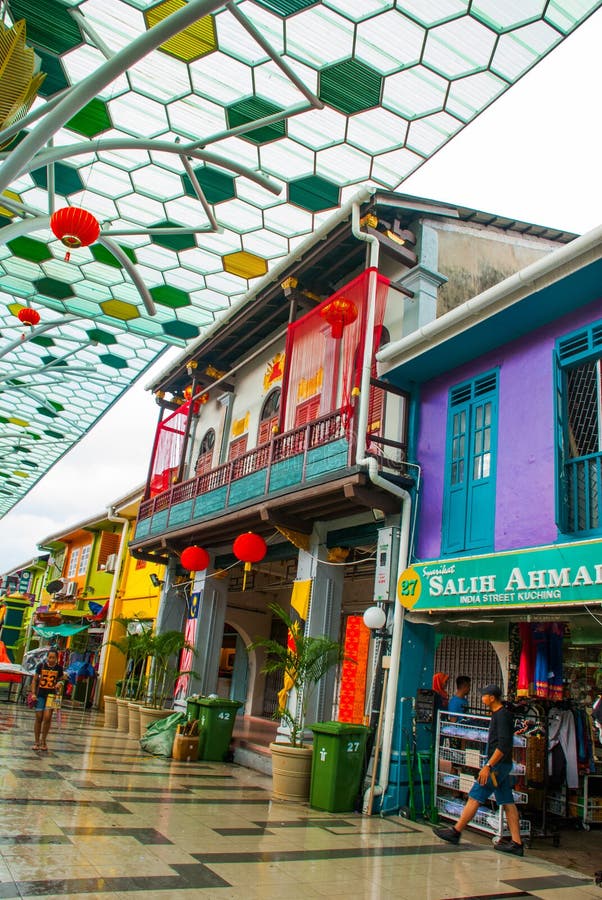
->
xmin=447 ymin=675 xmax=471 ymax=715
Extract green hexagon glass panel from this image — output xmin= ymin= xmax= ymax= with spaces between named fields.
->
xmin=99 ymin=353 xmax=129 ymax=370
xmin=150 ymin=285 xmax=192 ymax=308
xmin=66 ymin=98 xmax=113 ymax=138
xmin=34 ymin=277 xmax=74 ymax=300
xmin=31 ymin=163 xmax=84 ymax=196
xmin=151 ymin=222 xmax=197 ymax=252
xmin=7 ymin=237 xmax=51 ymax=264
xmin=289 ymin=175 xmax=340 ymax=211
xmin=9 ymin=0 xmax=84 ymax=54
xmin=181 ymin=166 xmax=236 ymax=204
xmin=254 ymin=0 xmax=319 ymax=14
xmin=30 ymin=336 xmax=55 ymax=348
xmin=226 ymin=98 xmax=286 ymax=144
xmin=87 ymin=328 xmax=117 ymax=346
xmin=319 ymin=59 xmax=383 ymax=114
xmin=91 ymin=243 xmax=138 ymax=269
xmin=35 ymin=48 xmax=69 ymax=98
xmin=162 ymin=319 xmax=200 ymax=340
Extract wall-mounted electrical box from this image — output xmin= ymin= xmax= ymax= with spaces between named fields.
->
xmin=373 ymin=526 xmax=399 ymax=603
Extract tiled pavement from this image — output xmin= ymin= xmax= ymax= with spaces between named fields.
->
xmin=0 ymin=704 xmax=599 ymax=900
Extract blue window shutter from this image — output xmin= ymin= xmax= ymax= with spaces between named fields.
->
xmin=442 ymin=402 xmax=469 ymax=554
xmin=554 ymin=352 xmax=568 ymax=532
xmin=465 ymin=395 xmax=497 ymax=551
xmin=442 ymin=371 xmax=498 ymax=555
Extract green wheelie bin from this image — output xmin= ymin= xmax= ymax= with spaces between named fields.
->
xmin=186 ymin=695 xmax=200 ymax=724
xmin=309 ymin=722 xmax=371 ymax=812
xmin=197 ymin=698 xmax=243 ymax=761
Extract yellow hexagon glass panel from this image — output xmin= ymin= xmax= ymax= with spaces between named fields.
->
xmin=100 ymin=299 xmax=141 ymax=321
xmin=144 ymin=0 xmax=217 ymax=62
xmin=223 ymin=251 xmax=268 ymax=280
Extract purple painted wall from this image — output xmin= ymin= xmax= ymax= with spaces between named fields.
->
xmin=416 ymin=300 xmax=602 ymax=561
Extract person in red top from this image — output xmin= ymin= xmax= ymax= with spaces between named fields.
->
xmin=30 ymin=649 xmax=66 ymax=751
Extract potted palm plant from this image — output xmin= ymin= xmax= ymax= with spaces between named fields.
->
xmin=248 ymin=603 xmax=345 ymax=801
xmin=104 ymin=615 xmax=148 ymax=731
xmin=138 ymin=630 xmax=196 ymax=733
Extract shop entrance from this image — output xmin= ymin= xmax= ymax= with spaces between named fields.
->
xmin=218 ymin=624 xmax=248 ymax=711
xmin=434 ymin=635 xmax=503 ymax=710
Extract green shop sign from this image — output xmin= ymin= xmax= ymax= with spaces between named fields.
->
xmin=398 ymin=539 xmax=602 ymax=611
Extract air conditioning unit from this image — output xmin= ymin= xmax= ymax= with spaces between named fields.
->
xmin=105 ymin=553 xmax=117 ymax=574
xmin=64 ymin=581 xmax=77 ymax=597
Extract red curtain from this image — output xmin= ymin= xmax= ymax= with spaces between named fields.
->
xmin=149 ymin=402 xmax=190 ymax=497
xmin=281 ymin=269 xmax=389 ymax=433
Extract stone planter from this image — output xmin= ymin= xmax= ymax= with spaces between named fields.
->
xmin=138 ymin=706 xmax=173 ymax=735
xmin=115 ymin=697 xmax=130 ymax=733
xmin=128 ymin=702 xmax=142 ymax=740
xmin=269 ymin=742 xmax=313 ymax=802
xmin=103 ymin=695 xmax=118 ymax=729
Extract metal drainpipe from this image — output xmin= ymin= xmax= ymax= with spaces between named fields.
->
xmin=95 ymin=507 xmax=130 ymax=707
xmin=350 ymin=201 xmax=412 ymax=812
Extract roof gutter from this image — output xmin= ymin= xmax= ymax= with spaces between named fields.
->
xmin=377 ymin=223 xmax=602 ymax=369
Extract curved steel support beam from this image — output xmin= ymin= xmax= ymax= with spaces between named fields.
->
xmin=98 ymin=236 xmax=157 ymax=316
xmin=0 ymin=215 xmax=50 ymax=243
xmin=0 ymin=0 xmax=225 ymax=193
xmin=6 ymin=138 xmax=281 ymax=195
xmin=0 ymin=315 xmax=79 ymax=362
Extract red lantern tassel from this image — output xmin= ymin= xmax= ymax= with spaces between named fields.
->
xmin=64 ymin=251 xmax=71 ymax=262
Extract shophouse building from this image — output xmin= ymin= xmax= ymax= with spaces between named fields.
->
xmin=130 ymin=190 xmax=577 ymax=784
xmin=37 ymin=488 xmax=165 ymax=704
xmin=378 ymin=223 xmax=602 ymax=822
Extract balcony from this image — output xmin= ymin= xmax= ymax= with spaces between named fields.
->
xmin=133 ymin=408 xmax=410 ymax=549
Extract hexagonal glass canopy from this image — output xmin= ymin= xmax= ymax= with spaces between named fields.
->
xmin=0 ymin=0 xmax=599 ymax=516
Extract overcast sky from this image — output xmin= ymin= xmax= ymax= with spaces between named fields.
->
xmin=0 ymin=9 xmax=601 ymax=573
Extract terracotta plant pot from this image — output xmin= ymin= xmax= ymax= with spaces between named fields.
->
xmin=128 ymin=702 xmax=141 ymax=740
xmin=269 ymin=742 xmax=313 ymax=802
xmin=115 ymin=697 xmax=130 ymax=733
xmin=103 ymin=695 xmax=118 ymax=729
xmin=138 ymin=706 xmax=173 ymax=735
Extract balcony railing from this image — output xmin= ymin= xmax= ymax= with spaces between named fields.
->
xmin=566 ymin=453 xmax=601 ymax=532
xmin=139 ymin=408 xmax=350 ymax=523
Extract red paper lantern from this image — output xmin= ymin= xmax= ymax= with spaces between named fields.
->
xmin=50 ymin=206 xmax=100 ymax=261
xmin=233 ymin=531 xmax=267 ymax=590
xmin=320 ymin=297 xmax=358 ymax=339
xmin=17 ymin=307 xmax=40 ymax=328
xmin=180 ymin=545 xmax=210 ymax=572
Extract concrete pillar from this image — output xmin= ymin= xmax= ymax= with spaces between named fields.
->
xmin=396 ymin=223 xmax=447 ymax=333
xmin=296 ymin=525 xmax=345 ymax=728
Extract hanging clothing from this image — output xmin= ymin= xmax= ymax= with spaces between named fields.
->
xmin=547 ymin=623 xmax=564 ymax=702
xmin=532 ymin=623 xmax=550 ymax=698
xmin=548 ymin=708 xmax=578 ymax=789
xmin=517 ymin=623 xmax=535 ymax=697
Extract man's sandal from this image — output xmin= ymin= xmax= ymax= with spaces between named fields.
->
xmin=32 ymin=744 xmax=40 ymax=750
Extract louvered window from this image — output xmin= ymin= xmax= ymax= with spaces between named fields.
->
xmin=555 ymin=323 xmax=602 ymax=534
xmin=228 ymin=435 xmax=248 ymax=461
xmin=97 ymin=531 xmax=120 ymax=569
xmin=196 ymin=429 xmax=215 ymax=476
xmin=258 ymin=388 xmax=280 ymax=444
xmin=442 ymin=370 xmax=499 ymax=555
xmin=294 ymin=395 xmax=321 ymax=428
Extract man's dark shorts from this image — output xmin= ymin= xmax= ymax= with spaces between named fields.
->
xmin=468 ymin=761 xmax=515 ymax=805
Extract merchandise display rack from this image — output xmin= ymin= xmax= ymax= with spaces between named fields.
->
xmin=435 ymin=711 xmax=531 ymax=841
